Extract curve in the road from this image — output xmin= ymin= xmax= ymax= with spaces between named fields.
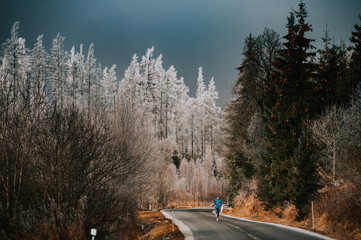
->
xmin=163 ymin=208 xmax=335 ymax=240
xmin=161 ymin=210 xmax=194 ymax=240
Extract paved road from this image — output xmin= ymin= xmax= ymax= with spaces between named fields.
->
xmin=164 ymin=208 xmax=332 ymax=240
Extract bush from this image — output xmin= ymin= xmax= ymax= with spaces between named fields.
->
xmin=317 ymin=179 xmax=361 ymax=231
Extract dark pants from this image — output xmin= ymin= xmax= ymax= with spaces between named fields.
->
xmin=215 ymin=207 xmax=220 ymax=217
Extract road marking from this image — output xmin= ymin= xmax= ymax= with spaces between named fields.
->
xmin=226 ymin=223 xmax=241 ymax=229
xmin=247 ymin=233 xmax=262 ymax=240
xmin=221 ymin=214 xmax=335 ymax=240
xmin=226 ymin=223 xmax=261 ymax=239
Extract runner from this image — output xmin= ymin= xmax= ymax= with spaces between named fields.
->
xmin=212 ymin=195 xmax=223 ymax=221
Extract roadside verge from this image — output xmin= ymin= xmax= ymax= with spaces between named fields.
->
xmin=161 ymin=210 xmax=194 ymax=240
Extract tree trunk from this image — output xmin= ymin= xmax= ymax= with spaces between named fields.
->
xmin=332 ymin=141 xmax=336 ymax=185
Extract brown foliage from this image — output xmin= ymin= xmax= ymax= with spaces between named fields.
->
xmin=137 ymin=211 xmax=184 ymax=240
xmin=317 ymin=179 xmax=361 ymax=239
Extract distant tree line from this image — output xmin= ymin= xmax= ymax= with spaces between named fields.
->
xmin=225 ymin=1 xmax=361 ymax=221
xmin=119 ymin=47 xmax=227 ymax=208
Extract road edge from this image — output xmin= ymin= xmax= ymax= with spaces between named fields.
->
xmin=220 ymin=213 xmax=335 ymax=240
xmin=161 ymin=210 xmax=194 ymax=240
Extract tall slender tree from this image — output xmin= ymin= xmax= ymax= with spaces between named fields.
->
xmin=225 ymin=34 xmax=261 ymax=200
xmin=350 ymin=15 xmax=361 ymax=95
xmin=258 ymin=2 xmax=321 ymax=218
xmin=49 ymin=33 xmax=67 ymax=108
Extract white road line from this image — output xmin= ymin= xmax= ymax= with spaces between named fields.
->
xmin=226 ymin=223 xmax=261 ymax=239
xmin=161 ymin=210 xmax=194 ymax=240
xmin=226 ymin=223 xmax=241 ymax=229
xmin=221 ymin=214 xmax=335 ymax=240
xmin=247 ymin=233 xmax=262 ymax=240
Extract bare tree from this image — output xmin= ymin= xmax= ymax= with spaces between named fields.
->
xmin=312 ymin=106 xmax=349 ymax=185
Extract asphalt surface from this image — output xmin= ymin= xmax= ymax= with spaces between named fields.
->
xmin=165 ymin=208 xmax=330 ymax=240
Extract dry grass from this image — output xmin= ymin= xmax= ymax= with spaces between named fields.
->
xmin=223 ymin=192 xmax=361 ymax=240
xmin=137 ymin=211 xmax=184 ymax=240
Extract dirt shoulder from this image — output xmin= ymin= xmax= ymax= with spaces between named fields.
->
xmin=137 ymin=210 xmax=184 ymax=240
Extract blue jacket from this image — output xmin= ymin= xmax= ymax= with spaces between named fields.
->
xmin=214 ymin=198 xmax=223 ymax=209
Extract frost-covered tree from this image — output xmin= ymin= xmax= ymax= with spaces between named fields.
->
xmin=174 ymin=77 xmax=190 ymax=151
xmin=29 ymin=35 xmax=48 ymax=104
xmin=163 ymin=66 xmax=178 ymax=138
xmin=312 ymin=106 xmax=349 ymax=184
xmin=66 ymin=46 xmax=80 ymax=105
xmin=119 ymin=54 xmax=141 ymax=107
xmin=1 ymin=22 xmax=28 ymax=101
xmin=84 ymin=43 xmax=97 ymax=113
xmin=117 ymin=47 xmax=226 ymax=205
xmin=204 ymin=77 xmax=221 ymax=151
xmin=119 ymin=48 xmax=223 ymax=161
xmin=139 ymin=47 xmax=157 ymax=116
xmin=49 ymin=33 xmax=67 ymax=108
xmin=101 ymin=64 xmax=117 ymax=108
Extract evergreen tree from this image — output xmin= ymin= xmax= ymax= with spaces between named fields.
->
xmin=101 ymin=64 xmax=117 ymax=108
xmin=319 ymin=26 xmax=349 ymax=107
xmin=66 ymin=46 xmax=80 ymax=105
xmin=258 ymin=2 xmax=321 ymax=217
xmin=30 ymin=34 xmax=48 ymax=103
xmin=119 ymin=54 xmax=141 ymax=107
xmin=225 ymin=34 xmax=261 ymax=200
xmin=293 ymin=131 xmax=320 ymax=219
xmin=174 ymin=77 xmax=189 ymax=152
xmin=84 ymin=43 xmax=97 ymax=113
xmin=350 ymin=15 xmax=361 ymax=96
xmin=225 ymin=28 xmax=281 ymax=202
xmin=1 ymin=22 xmax=28 ymax=101
xmin=49 ymin=33 xmax=68 ymax=108
xmin=195 ymin=67 xmax=207 ymax=157
xmin=164 ymin=66 xmax=178 ymax=138
xmin=205 ymin=77 xmax=221 ymax=151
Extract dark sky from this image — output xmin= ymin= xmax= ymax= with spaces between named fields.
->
xmin=1 ymin=0 xmax=360 ymax=106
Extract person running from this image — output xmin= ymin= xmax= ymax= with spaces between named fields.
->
xmin=212 ymin=195 xmax=223 ymax=221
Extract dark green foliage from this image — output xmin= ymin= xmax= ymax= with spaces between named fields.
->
xmin=172 ymin=151 xmax=181 ymax=169
xmin=350 ymin=15 xmax=361 ymax=95
xmin=258 ymin=2 xmax=321 ymax=210
xmin=257 ymin=151 xmax=277 ymax=210
xmin=226 ymin=0 xmax=361 ymax=221
xmin=319 ymin=26 xmax=349 ymax=107
xmin=225 ymin=34 xmax=261 ymax=200
xmin=293 ymin=131 xmax=321 ymax=220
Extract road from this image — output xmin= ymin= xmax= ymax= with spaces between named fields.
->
xmin=163 ymin=208 xmax=333 ymax=240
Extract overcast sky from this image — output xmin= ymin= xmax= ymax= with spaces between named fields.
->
xmin=1 ymin=0 xmax=360 ymax=106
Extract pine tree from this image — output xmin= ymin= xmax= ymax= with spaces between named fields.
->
xmin=84 ymin=43 xmax=97 ymax=113
xmin=293 ymin=131 xmax=320 ymax=220
xmin=140 ymin=47 xmax=157 ymax=117
xmin=77 ymin=44 xmax=85 ymax=100
xmin=319 ymin=26 xmax=349 ymax=107
xmin=205 ymin=77 xmax=221 ymax=151
xmin=101 ymin=64 xmax=117 ymax=108
xmin=259 ymin=2 xmax=321 ymax=217
xmin=174 ymin=76 xmax=189 ymax=152
xmin=1 ymin=22 xmax=28 ymax=101
xmin=30 ymin=34 xmax=48 ymax=103
xmin=119 ymin=54 xmax=141 ymax=107
xmin=66 ymin=46 xmax=80 ymax=105
xmin=350 ymin=15 xmax=361 ymax=96
xmin=164 ymin=66 xmax=178 ymax=138
xmin=225 ymin=34 xmax=261 ymax=200
xmin=49 ymin=33 xmax=68 ymax=108
xmin=195 ymin=67 xmax=207 ymax=157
